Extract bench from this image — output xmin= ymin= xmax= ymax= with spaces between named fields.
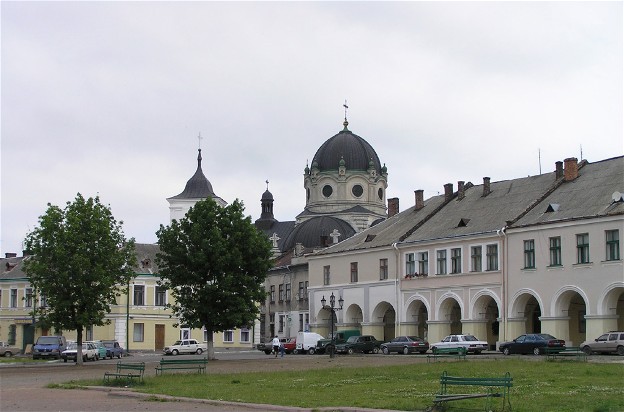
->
xmin=544 ymin=346 xmax=587 ymax=361
xmin=155 ymin=357 xmax=208 ymax=375
xmin=433 ymin=371 xmax=513 ymax=411
xmin=427 ymin=346 xmax=467 ymax=363
xmin=103 ymin=361 xmax=145 ymax=384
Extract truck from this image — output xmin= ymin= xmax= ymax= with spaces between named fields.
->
xmin=295 ymin=331 xmax=324 ymax=355
xmin=0 ymin=341 xmax=20 ymax=357
xmin=315 ymin=329 xmax=360 ymax=354
xmin=163 ymin=339 xmax=208 ymax=355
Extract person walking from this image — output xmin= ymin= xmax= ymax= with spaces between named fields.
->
xmin=271 ymin=335 xmax=280 ymax=358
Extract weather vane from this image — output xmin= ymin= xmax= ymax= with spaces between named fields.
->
xmin=343 ymin=100 xmax=349 ymax=120
xmin=266 ymin=180 xmax=269 ymax=190
xmin=198 ymin=132 xmax=203 ymax=150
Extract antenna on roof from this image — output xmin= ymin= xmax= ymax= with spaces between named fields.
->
xmin=580 ymin=144 xmax=583 ymax=161
xmin=538 ymin=148 xmax=542 ymax=174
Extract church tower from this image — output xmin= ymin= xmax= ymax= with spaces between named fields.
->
xmin=167 ymin=148 xmax=226 ymax=221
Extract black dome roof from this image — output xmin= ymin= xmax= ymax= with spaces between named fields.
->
xmin=282 ymin=216 xmax=355 ymax=251
xmin=311 ymin=124 xmax=382 ymax=173
xmin=169 ymin=149 xmax=218 ymax=200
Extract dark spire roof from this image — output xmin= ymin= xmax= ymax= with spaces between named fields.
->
xmin=168 ymin=149 xmax=218 ymax=200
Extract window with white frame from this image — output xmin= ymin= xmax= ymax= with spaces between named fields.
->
xmin=10 ymin=289 xmax=17 ymax=308
xmin=133 ymin=323 xmax=144 ymax=342
xmin=606 ymin=229 xmax=620 ymax=261
xmin=278 ymin=315 xmax=284 ymax=332
xmin=270 ymin=285 xmax=275 ymax=303
xmin=471 ymin=246 xmax=482 ymax=272
xmin=40 ymin=293 xmax=47 ymax=308
xmin=285 ymin=283 xmax=291 ymax=301
xmin=350 ymin=262 xmax=358 ymax=283
xmin=323 ymin=265 xmax=330 ymax=285
xmin=133 ymin=284 xmax=145 ymax=306
xmin=278 ymin=284 xmax=284 ymax=302
xmin=155 ymin=286 xmax=167 ymax=306
xmin=25 ymin=288 xmax=33 ymax=308
xmin=240 ymin=328 xmax=250 ymax=343
xmin=298 ymin=282 xmax=305 ymax=300
xmin=451 ymin=248 xmax=462 ymax=274
xmin=436 ymin=250 xmax=447 ymax=275
xmin=405 ymin=253 xmax=416 ymax=275
xmin=486 ymin=244 xmax=499 ymax=271
xmin=223 ymin=330 xmax=234 ymax=342
xmin=418 ymin=252 xmax=429 ymax=275
xmin=549 ymin=237 xmax=562 ymax=266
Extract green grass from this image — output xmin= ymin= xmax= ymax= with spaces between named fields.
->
xmin=78 ymin=359 xmax=623 ymax=411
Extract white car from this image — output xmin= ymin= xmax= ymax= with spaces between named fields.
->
xmin=163 ymin=339 xmax=207 ymax=355
xmin=430 ymin=334 xmax=489 ymax=354
xmin=61 ymin=342 xmax=98 ymax=362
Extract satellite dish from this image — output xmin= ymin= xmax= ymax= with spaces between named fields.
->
xmin=612 ymin=191 xmax=623 ymax=202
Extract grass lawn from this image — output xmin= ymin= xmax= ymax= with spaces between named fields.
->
xmin=75 ymin=359 xmax=623 ymax=411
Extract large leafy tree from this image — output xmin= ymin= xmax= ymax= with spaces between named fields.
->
xmin=24 ymin=193 xmax=136 ymax=365
xmin=156 ymin=198 xmax=272 ymax=360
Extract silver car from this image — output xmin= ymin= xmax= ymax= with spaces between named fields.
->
xmin=580 ymin=331 xmax=624 ymax=355
xmin=430 ymin=334 xmax=489 ymax=354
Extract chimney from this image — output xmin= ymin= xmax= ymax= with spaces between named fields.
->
xmin=457 ymin=181 xmax=465 ymax=200
xmin=555 ymin=161 xmax=563 ymax=180
xmin=482 ymin=177 xmax=491 ymax=197
xmin=444 ymin=183 xmax=453 ymax=201
xmin=5 ymin=252 xmax=17 ymax=258
xmin=564 ymin=157 xmax=578 ymax=181
xmin=414 ymin=190 xmax=424 ymax=210
xmin=387 ymin=197 xmax=399 ymax=217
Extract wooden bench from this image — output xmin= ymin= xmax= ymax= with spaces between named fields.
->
xmin=427 ymin=346 xmax=467 ymax=363
xmin=544 ymin=346 xmax=587 ymax=361
xmin=433 ymin=371 xmax=513 ymax=411
xmin=155 ymin=357 xmax=208 ymax=375
xmin=103 ymin=361 xmax=145 ymax=384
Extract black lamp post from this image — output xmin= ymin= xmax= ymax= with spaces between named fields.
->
xmin=321 ymin=292 xmax=344 ymax=358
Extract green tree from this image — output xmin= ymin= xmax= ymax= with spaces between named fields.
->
xmin=156 ymin=198 xmax=272 ymax=359
xmin=24 ymin=193 xmax=136 ymax=365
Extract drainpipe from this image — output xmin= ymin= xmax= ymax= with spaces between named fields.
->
xmin=392 ymin=243 xmax=400 ymax=337
xmin=126 ymin=280 xmax=130 ymax=355
xmin=497 ymin=226 xmax=507 ymax=344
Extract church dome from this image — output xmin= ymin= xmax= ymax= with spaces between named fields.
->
xmin=282 ymin=216 xmax=355 ymax=251
xmin=311 ymin=121 xmax=382 ymax=173
xmin=168 ymin=149 xmax=220 ymax=200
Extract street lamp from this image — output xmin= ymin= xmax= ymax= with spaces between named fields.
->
xmin=321 ymin=292 xmax=344 ymax=358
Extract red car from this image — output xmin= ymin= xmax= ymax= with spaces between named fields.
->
xmin=282 ymin=338 xmax=296 ymax=354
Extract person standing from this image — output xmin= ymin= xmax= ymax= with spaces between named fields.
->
xmin=271 ymin=335 xmax=280 ymax=358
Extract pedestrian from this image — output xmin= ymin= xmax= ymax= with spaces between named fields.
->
xmin=279 ymin=341 xmax=285 ymax=358
xmin=271 ymin=335 xmax=280 ymax=358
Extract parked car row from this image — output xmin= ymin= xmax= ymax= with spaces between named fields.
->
xmin=261 ymin=330 xmax=624 ymax=357
xmin=60 ymin=340 xmax=125 ymax=362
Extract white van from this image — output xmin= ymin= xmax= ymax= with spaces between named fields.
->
xmin=295 ymin=332 xmax=324 ymax=354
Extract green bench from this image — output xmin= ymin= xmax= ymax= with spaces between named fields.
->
xmin=104 ymin=361 xmax=145 ymax=384
xmin=544 ymin=346 xmax=587 ymax=361
xmin=155 ymin=357 xmax=208 ymax=375
xmin=433 ymin=370 xmax=513 ymax=411
xmin=427 ymin=346 xmax=467 ymax=363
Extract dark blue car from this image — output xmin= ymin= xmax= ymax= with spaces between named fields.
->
xmin=102 ymin=340 xmax=124 ymax=359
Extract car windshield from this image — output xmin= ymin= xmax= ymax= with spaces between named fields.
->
xmin=172 ymin=341 xmax=182 ymax=346
xmin=37 ymin=337 xmax=60 ymax=344
xmin=66 ymin=343 xmax=77 ymax=350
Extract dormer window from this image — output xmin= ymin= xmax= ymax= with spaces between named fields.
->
xmin=545 ymin=203 xmax=560 ymax=213
xmin=458 ymin=218 xmax=471 ymax=227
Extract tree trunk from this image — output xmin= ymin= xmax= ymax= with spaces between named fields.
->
xmin=207 ymin=331 xmax=215 ymax=360
xmin=76 ymin=327 xmax=83 ymax=365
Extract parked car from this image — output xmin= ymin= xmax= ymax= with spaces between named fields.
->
xmin=61 ymin=342 xmax=98 ymax=362
xmin=316 ymin=329 xmax=360 ymax=354
xmin=0 ymin=341 xmax=21 ymax=357
xmin=430 ymin=334 xmax=488 ymax=354
xmin=101 ymin=340 xmax=124 ymax=359
xmin=499 ymin=333 xmax=565 ymax=355
xmin=32 ymin=335 xmax=68 ymax=360
xmin=335 ymin=335 xmax=383 ymax=354
xmin=295 ymin=332 xmax=324 ymax=355
xmin=580 ymin=331 xmax=624 ymax=355
xmin=87 ymin=341 xmax=107 ymax=360
xmin=257 ymin=337 xmax=296 ymax=355
xmin=163 ymin=339 xmax=207 ymax=355
xmin=381 ymin=336 xmax=429 ymax=355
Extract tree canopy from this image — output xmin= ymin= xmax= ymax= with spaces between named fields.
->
xmin=23 ymin=193 xmax=136 ymax=364
xmin=156 ymin=198 xmax=272 ymax=359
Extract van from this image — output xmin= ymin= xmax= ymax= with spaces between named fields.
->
xmin=32 ymin=335 xmax=67 ymax=360
xmin=295 ymin=332 xmax=324 ymax=355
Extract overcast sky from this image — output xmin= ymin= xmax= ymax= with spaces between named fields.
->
xmin=1 ymin=1 xmax=622 ymax=256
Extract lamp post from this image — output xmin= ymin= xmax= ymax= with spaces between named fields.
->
xmin=321 ymin=292 xmax=344 ymax=358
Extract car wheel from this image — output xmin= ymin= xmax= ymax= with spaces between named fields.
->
xmin=503 ymin=347 xmax=510 ymax=356
xmin=382 ymin=347 xmax=390 ymax=355
xmin=4 ymin=351 xmax=12 ymax=357
xmin=196 ymin=348 xmax=203 ymax=355
xmin=533 ymin=347 xmax=541 ymax=356
xmin=308 ymin=348 xmax=315 ymax=355
xmin=403 ymin=347 xmax=410 ymax=355
xmin=264 ymin=350 xmax=271 ymax=355
xmin=617 ymin=346 xmax=624 ymax=356
xmin=172 ymin=349 xmax=179 ymax=356
xmin=582 ymin=346 xmax=592 ymax=356
xmin=347 ymin=347 xmax=354 ymax=355
xmin=293 ymin=349 xmax=298 ymax=355
xmin=373 ymin=347 xmax=380 ymax=354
